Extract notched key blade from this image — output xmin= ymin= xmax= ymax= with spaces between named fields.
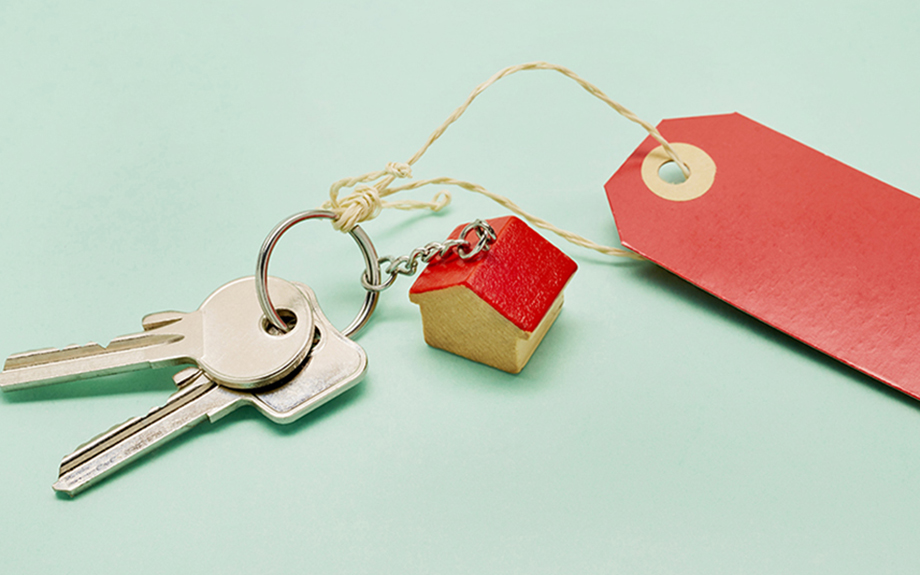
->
xmin=3 ymin=311 xmax=187 ymax=373
xmin=53 ymin=373 xmax=245 ymax=497
xmin=0 ymin=332 xmax=189 ymax=391
xmin=2 ymin=277 xmax=314 ymax=393
xmin=3 ymin=346 xmax=99 ymax=370
xmin=4 ymin=334 xmax=184 ymax=370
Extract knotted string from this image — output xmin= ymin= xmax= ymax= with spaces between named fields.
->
xmin=322 ymin=61 xmax=688 ymax=259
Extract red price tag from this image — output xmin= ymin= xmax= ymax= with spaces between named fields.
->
xmin=606 ymin=113 xmax=920 ymax=398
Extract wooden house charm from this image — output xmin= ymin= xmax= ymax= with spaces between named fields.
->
xmin=409 ymin=216 xmax=577 ymax=373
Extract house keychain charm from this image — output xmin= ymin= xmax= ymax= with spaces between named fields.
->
xmin=409 ymin=216 xmax=576 ymax=373
xmin=352 ymin=215 xmax=577 ymax=373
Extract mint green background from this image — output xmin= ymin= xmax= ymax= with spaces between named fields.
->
xmin=2 ymin=1 xmax=919 ymax=573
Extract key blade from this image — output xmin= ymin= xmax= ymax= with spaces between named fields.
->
xmin=0 ymin=330 xmax=194 ymax=392
xmin=53 ymin=373 xmax=245 ymax=496
xmin=4 ymin=334 xmax=183 ymax=369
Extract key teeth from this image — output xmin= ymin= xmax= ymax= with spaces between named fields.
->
xmin=4 ymin=348 xmax=55 ymax=369
xmin=54 ymin=381 xmax=228 ymax=496
xmin=2 ymin=311 xmax=186 ymax=374
xmin=60 ymin=415 xmax=144 ymax=470
xmin=1 ymin=333 xmax=185 ymax=373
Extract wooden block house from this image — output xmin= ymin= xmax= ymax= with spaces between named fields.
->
xmin=409 ymin=216 xmax=577 ymax=373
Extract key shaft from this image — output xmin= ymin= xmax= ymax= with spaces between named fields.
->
xmin=0 ymin=277 xmax=315 ymax=391
xmin=0 ymin=321 xmax=201 ymax=391
xmin=54 ymin=370 xmax=244 ymax=496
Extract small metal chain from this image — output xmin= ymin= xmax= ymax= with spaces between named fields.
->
xmin=361 ymin=220 xmax=497 ymax=292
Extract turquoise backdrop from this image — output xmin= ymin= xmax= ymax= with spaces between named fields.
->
xmin=2 ymin=1 xmax=919 ymax=573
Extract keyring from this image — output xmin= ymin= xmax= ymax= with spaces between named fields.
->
xmin=256 ymin=210 xmax=380 ymax=338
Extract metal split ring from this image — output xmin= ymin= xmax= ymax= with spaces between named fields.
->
xmin=256 ymin=210 xmax=380 ymax=338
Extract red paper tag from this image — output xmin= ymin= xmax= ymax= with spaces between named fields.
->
xmin=605 ymin=113 xmax=920 ymax=399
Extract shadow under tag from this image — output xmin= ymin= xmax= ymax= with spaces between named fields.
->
xmin=605 ymin=113 xmax=920 ymax=399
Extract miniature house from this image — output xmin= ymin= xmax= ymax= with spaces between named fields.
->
xmin=409 ymin=216 xmax=577 ymax=373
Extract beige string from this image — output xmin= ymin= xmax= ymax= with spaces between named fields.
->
xmin=322 ymin=61 xmax=688 ymax=259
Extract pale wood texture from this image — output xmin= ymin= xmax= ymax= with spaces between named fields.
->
xmin=410 ymin=285 xmax=565 ymax=373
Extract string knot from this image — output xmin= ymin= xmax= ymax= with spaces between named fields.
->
xmin=332 ymin=184 xmax=383 ymax=231
xmin=385 ymin=162 xmax=413 ymax=178
xmin=321 ymin=62 xmax=670 ymax=259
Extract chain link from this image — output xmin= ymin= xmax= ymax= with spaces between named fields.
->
xmin=361 ymin=220 xmax=497 ymax=292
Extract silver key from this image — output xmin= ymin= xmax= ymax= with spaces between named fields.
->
xmin=52 ymin=283 xmax=367 ymax=496
xmin=0 ymin=277 xmax=314 ymax=391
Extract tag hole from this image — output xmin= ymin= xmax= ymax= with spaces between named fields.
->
xmin=262 ymin=309 xmax=297 ymax=336
xmin=642 ymin=143 xmax=714 ymax=202
xmin=658 ymin=161 xmax=689 ymax=184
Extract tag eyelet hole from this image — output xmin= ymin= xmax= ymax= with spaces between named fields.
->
xmin=262 ymin=309 xmax=297 ymax=336
xmin=658 ymin=160 xmax=689 ymax=184
xmin=641 ymin=143 xmax=716 ymax=202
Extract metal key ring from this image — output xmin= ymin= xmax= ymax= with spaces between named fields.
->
xmin=256 ymin=210 xmax=380 ymax=338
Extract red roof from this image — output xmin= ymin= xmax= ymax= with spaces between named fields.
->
xmin=409 ymin=216 xmax=577 ymax=332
